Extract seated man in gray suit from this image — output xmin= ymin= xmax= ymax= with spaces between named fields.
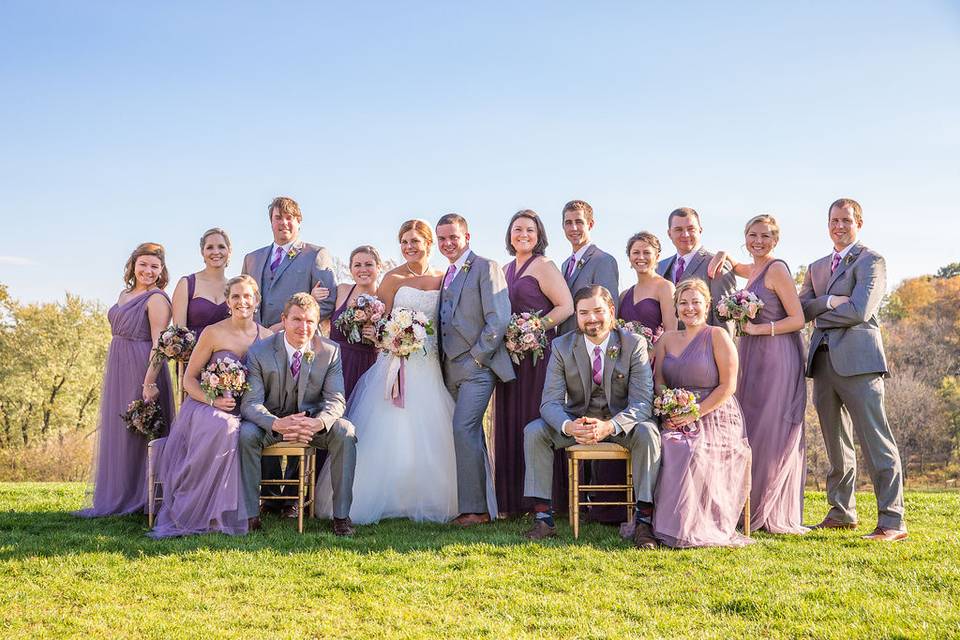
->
xmin=242 ymin=196 xmax=337 ymax=331
xmin=656 ymin=207 xmax=737 ymax=333
xmin=800 ymin=198 xmax=906 ymax=542
xmin=558 ymin=200 xmax=620 ymax=335
xmin=239 ymin=293 xmax=357 ymax=536
xmin=523 ymin=285 xmax=661 ymax=548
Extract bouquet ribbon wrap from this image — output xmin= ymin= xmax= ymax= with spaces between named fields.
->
xmin=385 ymin=355 xmax=406 ymax=408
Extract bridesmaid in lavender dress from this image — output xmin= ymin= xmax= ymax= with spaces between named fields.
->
xmin=729 ymin=215 xmax=808 ymax=534
xmin=652 ymin=279 xmax=752 ymax=548
xmin=328 ymin=246 xmax=382 ymax=400
xmin=593 ymin=232 xmax=678 ymax=524
xmin=150 ymin=275 xmax=271 ymax=537
xmin=77 ymin=243 xmax=176 ymax=517
xmin=494 ymin=210 xmax=573 ymax=517
xmin=171 ymin=228 xmax=231 ymax=338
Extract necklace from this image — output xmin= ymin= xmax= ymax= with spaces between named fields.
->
xmin=405 ymin=263 xmax=427 ymax=277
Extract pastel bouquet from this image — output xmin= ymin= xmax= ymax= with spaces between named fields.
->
xmin=716 ymin=289 xmax=765 ymax=335
xmin=617 ymin=319 xmax=663 ymax=348
xmin=376 ymin=307 xmax=434 ymax=408
xmin=151 ymin=325 xmax=197 ymax=365
xmin=653 ymin=387 xmax=702 ymax=434
xmin=199 ymin=356 xmax=250 ymax=402
xmin=334 ymin=293 xmax=386 ymax=344
xmin=505 ymin=311 xmax=549 ymax=366
xmin=120 ymin=399 xmax=165 ymax=441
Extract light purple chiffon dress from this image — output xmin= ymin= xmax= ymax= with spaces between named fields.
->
xmin=736 ymin=259 xmax=808 ymax=534
xmin=149 ymin=344 xmax=256 ymax=538
xmin=653 ymin=328 xmax=753 ymax=548
xmin=76 ymin=290 xmax=175 ymax=517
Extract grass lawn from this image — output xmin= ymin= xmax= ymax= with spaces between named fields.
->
xmin=0 ymin=484 xmax=956 ymax=639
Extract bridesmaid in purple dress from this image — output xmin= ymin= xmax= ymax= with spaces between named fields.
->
xmin=730 ymin=215 xmax=808 ymax=534
xmin=494 ymin=210 xmax=573 ymax=517
xmin=593 ymin=232 xmax=678 ymax=524
xmin=77 ymin=243 xmax=176 ymax=517
xmin=171 ymin=228 xmax=231 ymax=337
xmin=151 ymin=275 xmax=271 ymax=537
xmin=328 ymin=246 xmax=382 ymax=400
xmin=652 ymin=279 xmax=752 ymax=548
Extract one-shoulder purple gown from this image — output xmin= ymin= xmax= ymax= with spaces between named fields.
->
xmin=736 ymin=259 xmax=808 ymax=533
xmin=185 ymin=273 xmax=229 ymax=337
xmin=77 ymin=290 xmax=175 ymax=517
xmin=653 ymin=328 xmax=753 ymax=548
xmin=494 ymin=259 xmax=566 ymax=516
xmin=329 ymin=285 xmax=378 ymax=400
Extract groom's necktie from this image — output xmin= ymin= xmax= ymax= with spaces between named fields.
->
xmin=831 ymin=252 xmax=842 ymax=273
xmin=674 ymin=256 xmax=686 ymax=283
xmin=290 ymin=350 xmax=302 ymax=379
xmin=270 ymin=246 xmax=284 ymax=273
xmin=565 ymin=255 xmax=576 ymax=278
xmin=592 ymin=345 xmax=603 ymax=386
xmin=443 ymin=264 xmax=457 ymax=290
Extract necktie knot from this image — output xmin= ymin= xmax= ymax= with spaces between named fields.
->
xmin=443 ymin=264 xmax=457 ymax=290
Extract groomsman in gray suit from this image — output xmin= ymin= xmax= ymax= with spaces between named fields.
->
xmin=239 ymin=293 xmax=357 ymax=536
xmin=558 ymin=200 xmax=620 ymax=335
xmin=242 ymin=196 xmax=337 ymax=331
xmin=436 ymin=213 xmax=514 ymax=526
xmin=523 ymin=285 xmax=661 ymax=548
xmin=800 ymin=198 xmax=906 ymax=541
xmin=656 ymin=207 xmax=737 ymax=333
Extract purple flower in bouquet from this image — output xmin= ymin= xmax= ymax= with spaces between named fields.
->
xmin=505 ymin=311 xmax=548 ymax=365
xmin=151 ymin=325 xmax=197 ymax=365
xmin=200 ymin=356 xmax=250 ymax=402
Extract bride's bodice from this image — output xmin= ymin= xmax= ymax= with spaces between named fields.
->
xmin=392 ymin=286 xmax=440 ymax=357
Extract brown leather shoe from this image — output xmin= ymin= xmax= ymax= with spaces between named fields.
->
xmin=333 ymin=517 xmax=355 ymax=537
xmin=862 ymin=527 xmax=908 ymax=542
xmin=281 ymin=503 xmax=300 ymax=520
xmin=524 ymin=519 xmax=557 ymax=540
xmin=632 ymin=521 xmax=658 ymax=549
xmin=452 ymin=513 xmax=491 ymax=527
xmin=247 ymin=517 xmax=262 ymax=531
xmin=812 ymin=517 xmax=858 ymax=530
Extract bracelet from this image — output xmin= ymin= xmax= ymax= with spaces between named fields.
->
xmin=142 ymin=383 xmax=158 ymax=389
xmin=769 ymin=322 xmax=775 ymax=337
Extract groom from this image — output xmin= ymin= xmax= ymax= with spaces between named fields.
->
xmin=239 ymin=293 xmax=357 ymax=536
xmin=436 ymin=213 xmax=514 ymax=526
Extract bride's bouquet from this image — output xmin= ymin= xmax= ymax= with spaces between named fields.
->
xmin=716 ymin=290 xmax=764 ymax=336
xmin=334 ymin=293 xmax=385 ymax=344
xmin=376 ymin=307 xmax=435 ymax=408
xmin=654 ymin=387 xmax=701 ymax=435
xmin=199 ymin=356 xmax=250 ymax=403
xmin=505 ymin=311 xmax=548 ymax=365
xmin=151 ymin=325 xmax=197 ymax=365
xmin=617 ymin=319 xmax=663 ymax=350
xmin=120 ymin=399 xmax=165 ymax=441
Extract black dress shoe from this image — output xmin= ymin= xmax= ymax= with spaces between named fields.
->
xmin=812 ymin=517 xmax=858 ymax=530
xmin=333 ymin=517 xmax=355 ymax=537
xmin=248 ymin=517 xmax=262 ymax=531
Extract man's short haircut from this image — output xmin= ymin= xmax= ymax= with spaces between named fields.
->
xmin=667 ymin=207 xmax=701 ymax=229
xmin=562 ymin=200 xmax=594 ymax=225
xmin=828 ymin=198 xmax=863 ymax=226
xmin=436 ymin=213 xmax=469 ymax=233
xmin=282 ymin=292 xmax=320 ymax=319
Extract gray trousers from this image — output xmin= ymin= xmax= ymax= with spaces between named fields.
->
xmin=811 ymin=350 xmax=905 ymax=530
xmin=239 ymin=418 xmax=357 ymax=519
xmin=443 ymin=357 xmax=496 ymax=515
xmin=523 ymin=418 xmax=661 ymax=504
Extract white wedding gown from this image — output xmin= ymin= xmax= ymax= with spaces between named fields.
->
xmin=315 ymin=285 xmax=459 ymax=524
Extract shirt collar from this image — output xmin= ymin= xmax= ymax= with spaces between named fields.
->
xmin=583 ymin=332 xmax=611 ymax=357
xmin=677 ymin=245 xmax=701 ymax=264
xmin=834 ymin=242 xmax=857 ymax=260
xmin=450 ymin=249 xmax=472 ymax=270
xmin=282 ymin=332 xmax=308 ymax=364
xmin=273 ymin=240 xmax=296 ymax=256
xmin=571 ymin=243 xmax=593 ymax=262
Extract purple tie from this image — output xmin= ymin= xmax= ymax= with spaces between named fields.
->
xmin=565 ymin=255 xmax=576 ymax=278
xmin=831 ymin=253 xmax=842 ymax=273
xmin=290 ymin=350 xmax=302 ymax=378
xmin=270 ymin=246 xmax=284 ymax=272
xmin=674 ymin=256 xmax=686 ymax=283
xmin=592 ymin=345 xmax=603 ymax=386
xmin=443 ymin=264 xmax=457 ymax=290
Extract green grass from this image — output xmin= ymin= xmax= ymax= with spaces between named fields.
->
xmin=0 ymin=485 xmax=957 ymax=639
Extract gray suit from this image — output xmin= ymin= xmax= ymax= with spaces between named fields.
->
xmin=239 ymin=333 xmax=357 ymax=519
xmin=559 ymin=245 xmax=620 ymax=335
xmin=524 ymin=328 xmax=661 ymax=504
xmin=438 ymin=250 xmax=513 ymax=515
xmin=800 ymin=242 xmax=904 ymax=530
xmin=657 ymin=247 xmax=737 ymax=333
xmin=242 ymin=240 xmax=336 ymax=326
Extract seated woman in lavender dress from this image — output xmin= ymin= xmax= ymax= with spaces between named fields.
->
xmin=652 ymin=279 xmax=752 ymax=548
xmin=171 ymin=227 xmax=231 ymax=338
xmin=328 ymin=245 xmax=382 ymax=400
xmin=494 ymin=210 xmax=572 ymax=517
xmin=76 ymin=243 xmax=176 ymax=517
xmin=593 ymin=231 xmax=678 ymax=524
xmin=150 ymin=275 xmax=271 ymax=537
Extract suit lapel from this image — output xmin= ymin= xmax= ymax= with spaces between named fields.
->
xmin=826 ymin=243 xmax=862 ymax=292
xmin=602 ymin=330 xmax=620 ymax=408
xmin=444 ymin=250 xmax=473 ymax=313
xmin=251 ymin=246 xmax=270 ymax=290
xmin=297 ymin=346 xmax=315 ymax=409
xmin=568 ymin=245 xmax=598 ymax=287
xmin=272 ymin=333 xmax=290 ymax=406
xmin=572 ymin=336 xmax=593 ymax=407
xmin=562 ymin=255 xmax=576 ymax=287
xmin=658 ymin=256 xmax=676 ymax=280
xmin=270 ymin=240 xmax=303 ymax=288
xmin=684 ymin=249 xmax=708 ymax=280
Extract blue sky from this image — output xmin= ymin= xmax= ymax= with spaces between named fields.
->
xmin=1 ymin=1 xmax=958 ymax=305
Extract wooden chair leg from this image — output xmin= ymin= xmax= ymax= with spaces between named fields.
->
xmin=625 ymin=457 xmax=634 ymax=525
xmin=571 ymin=458 xmax=580 ymax=539
xmin=147 ymin=450 xmax=155 ymax=528
xmin=297 ymin=453 xmax=305 ymax=534
xmin=309 ymin=451 xmax=317 ymax=521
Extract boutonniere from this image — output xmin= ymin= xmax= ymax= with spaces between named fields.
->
xmin=461 ymin=259 xmax=473 ymax=274
xmin=303 ymin=350 xmax=315 ymax=364
xmin=606 ymin=345 xmax=620 ymax=360
xmin=287 ymin=246 xmax=301 ymax=261
xmin=576 ymin=258 xmax=585 ymax=270
xmin=843 ymin=254 xmax=855 ymax=266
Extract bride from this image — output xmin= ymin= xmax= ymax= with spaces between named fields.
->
xmin=316 ymin=219 xmax=459 ymax=524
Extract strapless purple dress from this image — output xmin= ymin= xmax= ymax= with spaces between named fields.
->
xmin=185 ymin=273 xmax=229 ymax=337
xmin=618 ymin=286 xmax=663 ymax=329
xmin=76 ymin=290 xmax=175 ymax=517
xmin=329 ymin=285 xmax=378 ymax=400
xmin=494 ymin=259 xmax=566 ymax=516
xmin=736 ymin=259 xmax=808 ymax=533
xmin=653 ymin=328 xmax=752 ymax=548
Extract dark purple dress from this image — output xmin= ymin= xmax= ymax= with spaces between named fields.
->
xmin=76 ymin=290 xmax=175 ymax=517
xmin=591 ymin=286 xmax=666 ymax=523
xmin=494 ymin=259 xmax=566 ymax=516
xmin=185 ymin=273 xmax=229 ymax=337
xmin=329 ymin=285 xmax=378 ymax=400
xmin=736 ymin=259 xmax=808 ymax=533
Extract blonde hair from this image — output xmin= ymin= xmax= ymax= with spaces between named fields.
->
xmin=674 ymin=278 xmax=711 ymax=309
xmin=282 ymin=292 xmax=320 ymax=319
xmin=200 ymin=227 xmax=231 ymax=250
xmin=397 ymin=219 xmax=434 ymax=245
xmin=268 ymin=196 xmax=303 ymax=221
xmin=123 ymin=242 xmax=169 ymax=291
xmin=224 ymin=274 xmax=261 ymax=305
xmin=743 ymin=214 xmax=780 ymax=241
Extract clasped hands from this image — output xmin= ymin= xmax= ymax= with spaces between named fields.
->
xmin=273 ymin=412 xmax=324 ymax=444
xmin=564 ymin=417 xmax=615 ymax=445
